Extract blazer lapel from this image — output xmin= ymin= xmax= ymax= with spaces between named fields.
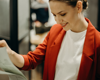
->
xmin=48 ymin=29 xmax=66 ymax=80
xmin=51 ymin=29 xmax=66 ymax=47
xmin=77 ymin=18 xmax=95 ymax=80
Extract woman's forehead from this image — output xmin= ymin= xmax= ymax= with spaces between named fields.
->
xmin=49 ymin=1 xmax=73 ymax=13
xmin=49 ymin=1 xmax=68 ymax=9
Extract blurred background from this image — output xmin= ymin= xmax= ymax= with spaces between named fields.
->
xmin=0 ymin=0 xmax=99 ymax=80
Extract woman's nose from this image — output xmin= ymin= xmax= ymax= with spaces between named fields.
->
xmin=55 ymin=16 xmax=62 ymax=24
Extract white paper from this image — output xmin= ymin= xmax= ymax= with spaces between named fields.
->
xmin=0 ymin=47 xmax=27 ymax=80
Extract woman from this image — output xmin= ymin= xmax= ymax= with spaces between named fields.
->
xmin=0 ymin=0 xmax=100 ymax=80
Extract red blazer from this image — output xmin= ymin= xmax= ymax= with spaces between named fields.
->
xmin=22 ymin=18 xmax=100 ymax=80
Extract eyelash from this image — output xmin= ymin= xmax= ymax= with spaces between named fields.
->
xmin=53 ymin=14 xmax=56 ymax=16
xmin=53 ymin=13 xmax=66 ymax=17
xmin=61 ymin=13 xmax=66 ymax=16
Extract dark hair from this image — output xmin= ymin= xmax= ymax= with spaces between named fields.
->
xmin=49 ymin=0 xmax=88 ymax=10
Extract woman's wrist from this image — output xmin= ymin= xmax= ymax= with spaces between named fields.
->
xmin=6 ymin=47 xmax=13 ymax=55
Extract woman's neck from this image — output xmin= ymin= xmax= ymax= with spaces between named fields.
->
xmin=71 ymin=15 xmax=88 ymax=33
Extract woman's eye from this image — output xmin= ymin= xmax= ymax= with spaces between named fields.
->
xmin=61 ymin=13 xmax=66 ymax=16
xmin=53 ymin=14 xmax=56 ymax=16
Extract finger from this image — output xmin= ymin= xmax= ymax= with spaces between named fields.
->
xmin=0 ymin=40 xmax=6 ymax=47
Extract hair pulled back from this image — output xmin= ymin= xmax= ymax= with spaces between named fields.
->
xmin=49 ymin=0 xmax=88 ymax=10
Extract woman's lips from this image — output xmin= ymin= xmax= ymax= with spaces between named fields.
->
xmin=61 ymin=23 xmax=68 ymax=27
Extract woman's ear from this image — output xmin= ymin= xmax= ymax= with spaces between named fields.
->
xmin=76 ymin=1 xmax=82 ymax=13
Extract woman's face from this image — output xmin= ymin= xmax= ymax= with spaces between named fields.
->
xmin=49 ymin=1 xmax=80 ymax=31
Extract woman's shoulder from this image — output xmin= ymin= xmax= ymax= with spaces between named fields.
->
xmin=47 ymin=24 xmax=65 ymax=39
xmin=49 ymin=24 xmax=63 ymax=33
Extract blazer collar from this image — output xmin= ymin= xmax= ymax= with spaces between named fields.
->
xmin=51 ymin=18 xmax=95 ymax=60
xmin=53 ymin=18 xmax=95 ymax=57
xmin=51 ymin=28 xmax=66 ymax=47
xmin=83 ymin=18 xmax=95 ymax=57
xmin=77 ymin=18 xmax=95 ymax=80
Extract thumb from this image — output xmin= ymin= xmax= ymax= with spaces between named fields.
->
xmin=0 ymin=40 xmax=12 ymax=54
xmin=0 ymin=40 xmax=7 ymax=47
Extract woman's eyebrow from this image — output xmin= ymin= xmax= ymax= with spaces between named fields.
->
xmin=51 ymin=11 xmax=66 ymax=14
xmin=57 ymin=11 xmax=63 ymax=14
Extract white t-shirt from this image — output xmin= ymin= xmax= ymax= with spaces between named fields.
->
xmin=54 ymin=29 xmax=87 ymax=80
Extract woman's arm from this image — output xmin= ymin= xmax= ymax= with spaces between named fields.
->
xmin=0 ymin=40 xmax=24 ymax=68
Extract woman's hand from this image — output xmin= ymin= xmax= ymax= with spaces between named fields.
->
xmin=0 ymin=40 xmax=12 ymax=55
xmin=0 ymin=40 xmax=7 ymax=47
xmin=0 ymin=40 xmax=24 ymax=68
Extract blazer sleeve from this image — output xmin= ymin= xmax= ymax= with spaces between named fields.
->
xmin=21 ymin=32 xmax=50 ymax=70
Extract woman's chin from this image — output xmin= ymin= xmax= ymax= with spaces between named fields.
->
xmin=63 ymin=27 xmax=70 ymax=31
